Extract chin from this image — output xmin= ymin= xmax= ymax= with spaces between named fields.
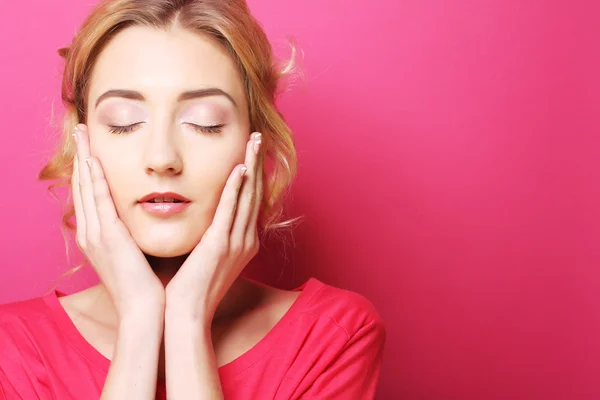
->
xmin=122 ymin=208 xmax=211 ymax=258
xmin=135 ymin=233 xmax=200 ymax=258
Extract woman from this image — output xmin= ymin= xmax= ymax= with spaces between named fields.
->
xmin=0 ymin=0 xmax=386 ymax=398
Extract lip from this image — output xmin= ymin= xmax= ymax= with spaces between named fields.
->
xmin=137 ymin=192 xmax=191 ymax=216
xmin=138 ymin=192 xmax=191 ymax=203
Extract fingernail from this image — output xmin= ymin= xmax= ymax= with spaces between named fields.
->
xmin=254 ymin=132 xmax=262 ymax=140
xmin=85 ymin=158 xmax=92 ymax=169
xmin=240 ymin=165 xmax=248 ymax=176
xmin=72 ymin=131 xmax=78 ymax=143
xmin=254 ymin=139 xmax=262 ymax=155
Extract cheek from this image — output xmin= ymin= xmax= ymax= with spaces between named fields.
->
xmin=187 ymin=157 xmax=231 ymax=211
xmin=87 ymin=129 xmax=124 ymax=191
xmin=96 ymin=156 xmax=136 ymax=213
xmin=190 ymin=143 xmax=244 ymax=193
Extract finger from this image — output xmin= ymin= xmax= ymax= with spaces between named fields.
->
xmin=231 ymin=132 xmax=262 ymax=240
xmin=246 ymin=145 xmax=264 ymax=238
xmin=74 ymin=125 xmax=100 ymax=236
xmin=71 ymin=154 xmax=86 ymax=236
xmin=210 ymin=163 xmax=247 ymax=238
xmin=88 ymin=156 xmax=120 ymax=228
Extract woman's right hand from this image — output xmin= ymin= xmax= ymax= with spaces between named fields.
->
xmin=72 ymin=124 xmax=164 ymax=319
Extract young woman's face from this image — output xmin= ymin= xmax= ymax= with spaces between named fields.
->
xmin=85 ymin=25 xmax=251 ymax=257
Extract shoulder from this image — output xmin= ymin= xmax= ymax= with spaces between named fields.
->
xmin=272 ymin=278 xmax=386 ymax=389
xmin=0 ymin=294 xmax=54 ymax=327
xmin=0 ymin=293 xmax=60 ymax=355
xmin=301 ymin=277 xmax=386 ymax=341
xmin=0 ymin=294 xmax=72 ymax=398
xmin=283 ymin=279 xmax=387 ymax=398
xmin=0 ymin=294 xmax=61 ymax=373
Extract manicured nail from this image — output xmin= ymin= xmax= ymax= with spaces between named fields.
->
xmin=85 ymin=158 xmax=92 ymax=169
xmin=254 ymin=139 xmax=262 ymax=154
xmin=254 ymin=132 xmax=262 ymax=140
xmin=240 ymin=165 xmax=248 ymax=176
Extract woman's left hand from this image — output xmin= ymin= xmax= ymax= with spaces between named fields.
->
xmin=165 ymin=132 xmax=264 ymax=324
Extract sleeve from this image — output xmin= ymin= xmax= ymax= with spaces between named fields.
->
xmin=0 ymin=367 xmax=23 ymax=400
xmin=301 ymin=318 xmax=387 ymax=400
xmin=0 ymin=320 xmax=53 ymax=400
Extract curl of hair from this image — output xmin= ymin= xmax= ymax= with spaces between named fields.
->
xmin=40 ymin=0 xmax=304 ymax=288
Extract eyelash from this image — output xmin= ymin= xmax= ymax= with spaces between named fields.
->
xmin=107 ymin=122 xmax=224 ymax=135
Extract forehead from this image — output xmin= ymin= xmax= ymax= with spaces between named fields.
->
xmin=88 ymin=25 xmax=246 ymax=108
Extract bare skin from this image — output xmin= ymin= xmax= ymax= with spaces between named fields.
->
xmin=58 ymin=278 xmax=301 ymax=380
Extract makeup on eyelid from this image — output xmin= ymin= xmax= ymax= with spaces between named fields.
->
xmin=98 ymin=102 xmax=148 ymax=125
xmin=98 ymin=102 xmax=228 ymax=126
xmin=179 ymin=103 xmax=229 ymax=125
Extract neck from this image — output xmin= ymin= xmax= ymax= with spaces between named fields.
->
xmin=141 ymin=252 xmax=255 ymax=323
xmin=89 ymin=253 xmax=256 ymax=329
xmin=144 ymin=253 xmax=189 ymax=287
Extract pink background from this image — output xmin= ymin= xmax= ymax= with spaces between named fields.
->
xmin=1 ymin=1 xmax=598 ymax=398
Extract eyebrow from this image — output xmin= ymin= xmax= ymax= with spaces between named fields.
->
xmin=94 ymin=88 xmax=238 ymax=109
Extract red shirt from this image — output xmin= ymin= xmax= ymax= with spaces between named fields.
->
xmin=0 ymin=277 xmax=386 ymax=399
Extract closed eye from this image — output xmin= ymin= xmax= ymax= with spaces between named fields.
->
xmin=107 ymin=122 xmax=225 ymax=135
xmin=185 ymin=123 xmax=224 ymax=134
xmin=108 ymin=122 xmax=144 ymax=135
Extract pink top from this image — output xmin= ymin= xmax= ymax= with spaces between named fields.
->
xmin=0 ymin=277 xmax=386 ymax=399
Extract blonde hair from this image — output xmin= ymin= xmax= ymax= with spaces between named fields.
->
xmin=40 ymin=0 xmax=303 ymax=284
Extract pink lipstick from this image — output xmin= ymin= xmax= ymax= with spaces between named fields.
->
xmin=138 ymin=192 xmax=191 ymax=216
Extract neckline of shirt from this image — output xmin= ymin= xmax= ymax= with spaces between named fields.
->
xmin=42 ymin=276 xmax=324 ymax=383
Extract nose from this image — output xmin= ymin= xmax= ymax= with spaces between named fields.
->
xmin=143 ymin=127 xmax=183 ymax=176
